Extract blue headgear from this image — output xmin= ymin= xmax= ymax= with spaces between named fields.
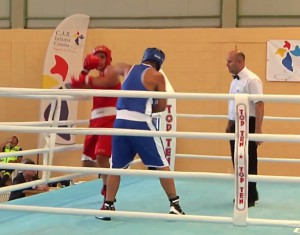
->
xmin=141 ymin=48 xmax=165 ymax=71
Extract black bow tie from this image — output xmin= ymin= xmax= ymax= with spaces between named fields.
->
xmin=233 ymin=75 xmax=239 ymax=80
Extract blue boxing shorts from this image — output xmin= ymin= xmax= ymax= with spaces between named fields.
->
xmin=111 ymin=118 xmax=169 ymax=169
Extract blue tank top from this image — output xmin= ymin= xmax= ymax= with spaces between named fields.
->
xmin=117 ymin=64 xmax=154 ymax=115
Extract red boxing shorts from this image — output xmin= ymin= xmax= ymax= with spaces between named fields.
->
xmin=82 ymin=115 xmax=115 ymax=161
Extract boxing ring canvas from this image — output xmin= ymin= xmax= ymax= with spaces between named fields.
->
xmin=0 ymin=177 xmax=299 ymax=235
xmin=1 ymin=88 xmax=300 ymax=234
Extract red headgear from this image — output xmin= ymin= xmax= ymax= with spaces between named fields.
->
xmin=92 ymin=45 xmax=112 ymax=68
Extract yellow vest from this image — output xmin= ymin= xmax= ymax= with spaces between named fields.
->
xmin=1 ymin=146 xmax=21 ymax=163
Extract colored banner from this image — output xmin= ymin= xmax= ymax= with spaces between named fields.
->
xmin=153 ymin=70 xmax=177 ymax=170
xmin=39 ymin=14 xmax=90 ymax=146
xmin=267 ymin=40 xmax=300 ymax=81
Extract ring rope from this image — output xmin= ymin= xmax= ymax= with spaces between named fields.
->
xmin=1 ymin=113 xmax=299 ymax=126
xmin=177 ymin=114 xmax=300 ymax=122
xmin=0 ymin=144 xmax=83 ymax=159
xmin=0 ymin=172 xmax=86 ymax=194
xmin=0 ymin=204 xmax=234 ymax=223
xmin=0 ymin=124 xmax=299 ymax=143
xmin=0 ymin=204 xmax=299 ymax=228
xmin=1 ymin=163 xmax=299 ymax=192
xmin=2 ymin=87 xmax=300 ymax=103
xmin=176 ymin=154 xmax=300 ymax=163
xmin=0 ymin=120 xmax=88 ymax=126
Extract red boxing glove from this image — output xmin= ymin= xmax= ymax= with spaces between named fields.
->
xmin=70 ymin=73 xmax=87 ymax=88
xmin=83 ymin=54 xmax=100 ymax=73
xmin=70 ymin=73 xmax=94 ymax=88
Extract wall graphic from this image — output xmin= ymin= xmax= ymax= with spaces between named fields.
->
xmin=267 ymin=40 xmax=300 ymax=82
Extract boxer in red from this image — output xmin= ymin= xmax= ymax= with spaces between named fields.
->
xmin=70 ymin=45 xmax=121 ymax=209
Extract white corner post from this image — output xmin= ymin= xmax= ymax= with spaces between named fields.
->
xmin=233 ymin=94 xmax=249 ymax=226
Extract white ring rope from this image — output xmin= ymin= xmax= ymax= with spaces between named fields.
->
xmin=1 ymin=86 xmax=300 ymax=103
xmin=0 ymin=144 xmax=83 ymax=160
xmin=1 ymin=204 xmax=299 ymax=227
xmin=0 ymin=125 xmax=299 ymax=143
xmin=1 ymin=93 xmax=90 ymax=101
xmin=2 ymin=115 xmax=299 ymax=127
xmin=1 ymin=87 xmax=300 ymax=228
xmin=0 ymin=172 xmax=86 ymax=194
xmin=0 ymin=120 xmax=88 ymax=126
xmin=177 ymin=114 xmax=300 ymax=122
xmin=10 ymin=95 xmax=77 ymax=100
xmin=175 ymin=154 xmax=300 ymax=163
xmin=0 ymin=114 xmax=297 ymax=128
xmin=0 ymin=163 xmax=299 ymax=191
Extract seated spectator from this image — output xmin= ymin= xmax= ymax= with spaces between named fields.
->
xmin=0 ymin=136 xmax=23 ymax=187
xmin=8 ymin=158 xmax=49 ymax=201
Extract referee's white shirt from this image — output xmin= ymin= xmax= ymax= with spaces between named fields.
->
xmin=228 ymin=66 xmax=263 ymax=121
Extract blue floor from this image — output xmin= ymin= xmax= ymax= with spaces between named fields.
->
xmin=0 ymin=176 xmax=299 ymax=235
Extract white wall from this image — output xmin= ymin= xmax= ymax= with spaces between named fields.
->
xmin=3 ymin=0 xmax=300 ymax=29
xmin=25 ymin=0 xmax=222 ymax=28
xmin=0 ymin=0 xmax=10 ymax=28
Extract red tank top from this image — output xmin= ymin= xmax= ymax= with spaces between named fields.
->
xmin=92 ymin=82 xmax=121 ymax=110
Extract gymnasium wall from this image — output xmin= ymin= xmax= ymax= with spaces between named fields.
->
xmin=0 ymin=27 xmax=300 ymax=178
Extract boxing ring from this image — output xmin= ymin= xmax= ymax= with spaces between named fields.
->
xmin=0 ymin=87 xmax=300 ymax=235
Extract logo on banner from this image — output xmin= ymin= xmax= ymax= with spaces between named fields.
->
xmin=53 ymin=30 xmax=84 ymax=52
xmin=73 ymin=31 xmax=85 ymax=45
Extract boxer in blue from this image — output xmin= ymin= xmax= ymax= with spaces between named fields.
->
xmin=96 ymin=47 xmax=185 ymax=220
